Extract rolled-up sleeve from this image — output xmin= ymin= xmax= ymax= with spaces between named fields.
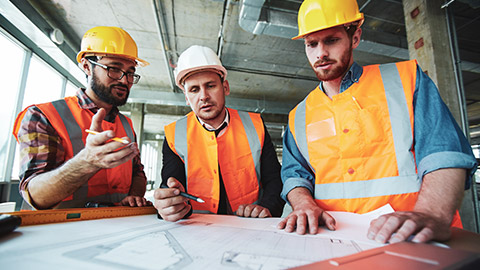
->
xmin=280 ymin=125 xmax=316 ymax=202
xmin=414 ymin=65 xmax=478 ymax=189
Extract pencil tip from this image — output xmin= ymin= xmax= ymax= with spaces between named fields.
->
xmin=198 ymin=198 xmax=205 ymax=203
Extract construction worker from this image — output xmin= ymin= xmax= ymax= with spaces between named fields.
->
xmin=13 ymin=26 xmax=151 ymax=209
xmin=153 ymin=45 xmax=285 ymax=221
xmin=278 ymin=0 xmax=477 ymax=244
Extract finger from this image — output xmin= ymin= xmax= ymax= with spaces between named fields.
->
xmin=258 ymin=208 xmax=271 ymax=218
xmin=135 ymin=197 xmax=143 ymax=207
xmin=375 ymin=216 xmax=402 ymax=244
xmin=322 ymin=211 xmax=336 ymax=231
xmin=296 ymin=214 xmax=308 ymax=235
xmin=277 ymin=217 xmax=288 ymax=230
xmin=249 ymin=206 xmax=262 ymax=218
xmin=367 ymin=216 xmax=386 ymax=240
xmin=167 ymin=177 xmax=184 ymax=191
xmin=243 ymin=204 xmax=254 ymax=217
xmin=412 ymin=227 xmax=435 ymax=243
xmin=160 ymin=204 xmax=191 ymax=222
xmin=306 ymin=212 xmax=319 ymax=234
xmin=236 ymin=204 xmax=245 ymax=216
xmin=154 ymin=187 xmax=180 ymax=200
xmin=285 ymin=215 xmax=298 ymax=233
xmin=90 ymin=108 xmax=106 ymax=132
xmin=389 ymin=219 xmax=417 ymax=243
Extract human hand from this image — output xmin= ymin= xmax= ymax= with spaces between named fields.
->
xmin=119 ymin=196 xmax=152 ymax=207
xmin=277 ymin=202 xmax=336 ymax=235
xmin=367 ymin=211 xmax=451 ymax=244
xmin=236 ymin=204 xmax=271 ymax=218
xmin=153 ymin=177 xmax=191 ymax=222
xmin=82 ymin=108 xmax=139 ymax=170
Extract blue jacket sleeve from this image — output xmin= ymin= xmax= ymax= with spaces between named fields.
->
xmin=280 ymin=125 xmax=316 ymax=202
xmin=413 ymin=65 xmax=477 ymax=189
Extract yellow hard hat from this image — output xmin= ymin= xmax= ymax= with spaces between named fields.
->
xmin=293 ymin=0 xmax=364 ymax=40
xmin=76 ymin=26 xmax=149 ymax=67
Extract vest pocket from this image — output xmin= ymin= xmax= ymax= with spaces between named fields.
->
xmin=307 ymin=117 xmax=336 ymax=142
xmin=359 ymin=107 xmax=385 ymax=143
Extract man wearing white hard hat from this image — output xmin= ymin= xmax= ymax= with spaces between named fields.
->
xmin=153 ymin=45 xmax=285 ymax=221
xmin=13 ymin=26 xmax=151 ymax=209
xmin=278 ymin=0 xmax=477 ymax=244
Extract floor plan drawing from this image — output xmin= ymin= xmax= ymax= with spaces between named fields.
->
xmin=0 ymin=212 xmax=384 ymax=270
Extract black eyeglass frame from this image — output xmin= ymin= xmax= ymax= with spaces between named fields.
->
xmin=88 ymin=59 xmax=141 ymax=84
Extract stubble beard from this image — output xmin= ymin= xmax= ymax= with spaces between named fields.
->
xmin=313 ymin=46 xmax=353 ymax=82
xmin=91 ymin=70 xmax=129 ymax=107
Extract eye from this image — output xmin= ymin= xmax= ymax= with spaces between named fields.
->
xmin=306 ymin=41 xmax=317 ymax=48
xmin=325 ymin=38 xmax=340 ymax=45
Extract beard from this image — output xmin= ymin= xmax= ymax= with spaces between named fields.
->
xmin=91 ymin=71 xmax=129 ymax=106
xmin=312 ymin=46 xmax=353 ymax=82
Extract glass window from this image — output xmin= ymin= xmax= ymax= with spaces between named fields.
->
xmin=0 ymin=32 xmax=24 ymax=180
xmin=65 ymin=81 xmax=78 ymax=97
xmin=12 ymin=55 xmax=66 ymax=181
xmin=21 ymin=55 xmax=63 ymax=109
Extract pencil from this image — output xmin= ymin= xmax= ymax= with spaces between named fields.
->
xmin=160 ymin=184 xmax=205 ymax=203
xmin=179 ymin=191 xmax=205 ymax=203
xmin=85 ymin=129 xmax=129 ymax=144
xmin=352 ymin=96 xmax=362 ymax=110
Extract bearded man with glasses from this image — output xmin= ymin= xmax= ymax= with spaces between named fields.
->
xmin=13 ymin=26 xmax=152 ymax=210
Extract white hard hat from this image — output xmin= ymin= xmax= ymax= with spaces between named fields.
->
xmin=174 ymin=45 xmax=228 ymax=89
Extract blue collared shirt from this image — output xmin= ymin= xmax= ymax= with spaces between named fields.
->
xmin=281 ymin=62 xmax=478 ymax=201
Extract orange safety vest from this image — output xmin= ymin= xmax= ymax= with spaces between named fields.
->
xmin=164 ymin=108 xmax=264 ymax=214
xmin=289 ymin=60 xmax=462 ymax=227
xmin=13 ymin=96 xmax=134 ymax=208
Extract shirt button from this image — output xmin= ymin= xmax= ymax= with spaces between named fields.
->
xmin=343 ymin=129 xmax=349 ymax=133
xmin=211 ymin=136 xmax=215 ymax=140
xmin=213 ymin=169 xmax=217 ymax=174
xmin=213 ymin=203 xmax=216 ymax=208
xmin=348 ymin=168 xmax=355 ymax=174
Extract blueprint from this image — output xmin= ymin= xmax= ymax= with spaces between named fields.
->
xmin=0 ymin=210 xmax=387 ymax=270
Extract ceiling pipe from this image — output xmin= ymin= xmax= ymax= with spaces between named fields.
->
xmin=152 ymin=0 xmax=177 ymax=92
xmin=217 ymin=0 xmax=233 ymax=59
xmin=237 ymin=0 xmax=480 ymax=74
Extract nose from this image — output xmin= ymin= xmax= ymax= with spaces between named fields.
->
xmin=316 ymin=44 xmax=328 ymax=60
xmin=199 ymin=87 xmax=210 ymax=101
xmin=119 ymin=74 xmax=130 ymax=84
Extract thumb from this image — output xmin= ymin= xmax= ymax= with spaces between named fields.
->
xmin=90 ymin=108 xmax=106 ymax=132
xmin=167 ymin=177 xmax=185 ymax=192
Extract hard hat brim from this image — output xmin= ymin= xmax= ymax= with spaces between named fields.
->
xmin=76 ymin=51 xmax=150 ymax=67
xmin=292 ymin=17 xmax=364 ymax=40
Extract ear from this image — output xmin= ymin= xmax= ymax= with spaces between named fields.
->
xmin=183 ymin=91 xmax=190 ymax=106
xmin=80 ymin=58 xmax=93 ymax=76
xmin=223 ymin=80 xmax=230 ymax=96
xmin=352 ymin=28 xmax=362 ymax=49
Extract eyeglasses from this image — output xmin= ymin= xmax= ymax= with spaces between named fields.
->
xmin=88 ymin=59 xmax=141 ymax=84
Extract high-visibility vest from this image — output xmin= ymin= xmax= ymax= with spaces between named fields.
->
xmin=164 ymin=108 xmax=264 ymax=214
xmin=289 ymin=60 xmax=462 ymax=227
xmin=13 ymin=96 xmax=134 ymax=208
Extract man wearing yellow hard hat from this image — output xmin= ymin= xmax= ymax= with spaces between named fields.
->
xmin=278 ymin=0 xmax=477 ymax=244
xmin=153 ymin=45 xmax=285 ymax=221
xmin=13 ymin=26 xmax=152 ymax=209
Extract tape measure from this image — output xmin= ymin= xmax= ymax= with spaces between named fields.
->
xmin=6 ymin=206 xmax=157 ymax=226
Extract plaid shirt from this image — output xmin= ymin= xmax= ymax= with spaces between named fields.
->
xmin=16 ymin=88 xmax=146 ymax=206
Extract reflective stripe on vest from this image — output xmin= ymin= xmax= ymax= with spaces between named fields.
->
xmin=173 ymin=112 xmax=262 ymax=183
xmin=48 ymin=99 xmax=133 ymax=206
xmin=294 ymin=62 xmax=420 ymax=200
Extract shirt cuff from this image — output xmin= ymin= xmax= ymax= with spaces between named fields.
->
xmin=418 ymin=151 xmax=478 ymax=188
xmin=281 ymin=177 xmax=314 ymax=203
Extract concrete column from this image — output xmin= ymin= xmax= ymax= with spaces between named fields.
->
xmin=130 ymin=103 xmax=145 ymax=146
xmin=403 ymin=0 xmax=479 ymax=232
xmin=403 ymin=0 xmax=462 ymax=124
